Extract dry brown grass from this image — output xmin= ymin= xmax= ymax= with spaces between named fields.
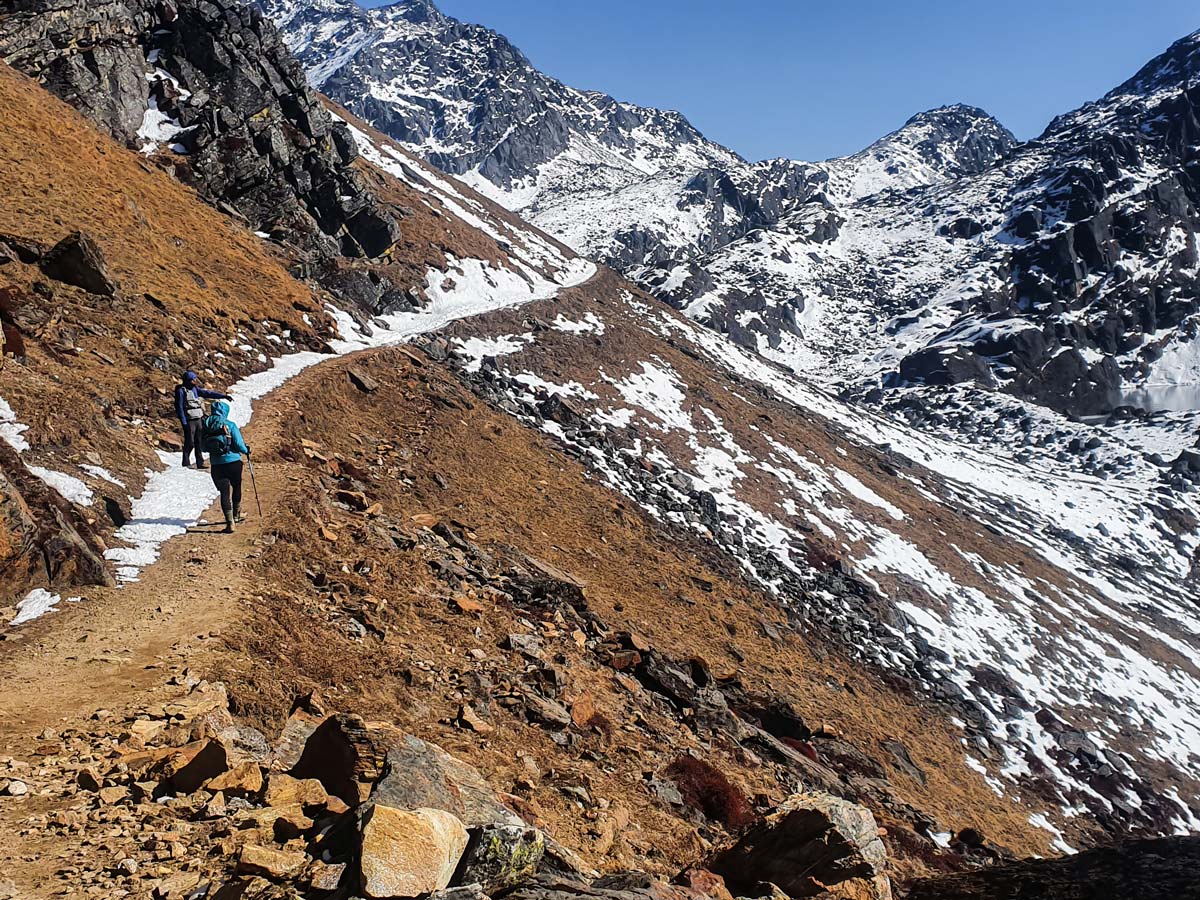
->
xmin=200 ymin=340 xmax=1057 ymax=880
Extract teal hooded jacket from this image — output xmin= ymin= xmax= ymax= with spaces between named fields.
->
xmin=206 ymin=400 xmax=250 ymax=465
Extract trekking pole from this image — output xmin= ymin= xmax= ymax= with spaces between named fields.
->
xmin=246 ymin=453 xmax=264 ymax=518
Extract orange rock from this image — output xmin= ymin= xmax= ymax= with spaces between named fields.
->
xmin=153 ymin=739 xmax=229 ymax=795
xmin=264 ymin=773 xmax=328 ymax=810
xmin=570 ymin=692 xmax=598 ymax=729
xmin=458 ymin=705 xmax=494 ymax=735
xmin=359 ymin=805 xmax=468 ymax=898
xmin=205 ymin=761 xmax=263 ymax=797
xmin=452 ymin=596 xmax=484 ymax=616
xmin=236 ymin=844 xmax=307 ymax=879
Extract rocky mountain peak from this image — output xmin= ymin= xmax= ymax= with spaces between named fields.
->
xmin=374 ymin=0 xmax=443 ymax=23
xmin=1106 ymin=27 xmax=1200 ymax=101
xmin=824 ymin=102 xmax=1018 ymax=201
xmin=1040 ymin=28 xmax=1200 ymax=142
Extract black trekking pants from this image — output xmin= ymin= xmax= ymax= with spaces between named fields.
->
xmin=182 ymin=419 xmax=205 ymax=467
xmin=210 ymin=460 xmax=243 ymax=518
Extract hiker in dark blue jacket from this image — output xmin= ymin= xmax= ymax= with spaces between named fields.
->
xmin=201 ymin=400 xmax=250 ymax=533
xmin=175 ymin=371 xmax=231 ymax=469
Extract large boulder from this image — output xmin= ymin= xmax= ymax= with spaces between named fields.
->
xmin=359 ymin=804 xmax=469 ymax=898
xmin=38 ymin=232 xmax=117 ymax=296
xmin=708 ymin=792 xmax=892 ymax=900
xmin=897 ymin=345 xmax=995 ymax=389
xmin=291 ymin=713 xmax=394 ymax=806
xmin=369 ymin=732 xmax=524 ymax=828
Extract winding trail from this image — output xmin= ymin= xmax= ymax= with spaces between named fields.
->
xmin=0 ymin=266 xmax=596 ymax=749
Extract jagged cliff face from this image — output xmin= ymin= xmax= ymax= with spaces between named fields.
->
xmin=0 ymin=0 xmax=401 ymax=269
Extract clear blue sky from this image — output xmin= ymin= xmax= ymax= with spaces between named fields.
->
xmin=364 ymin=0 xmax=1197 ymax=162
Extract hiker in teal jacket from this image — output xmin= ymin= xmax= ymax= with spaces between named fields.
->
xmin=201 ymin=400 xmax=250 ymax=533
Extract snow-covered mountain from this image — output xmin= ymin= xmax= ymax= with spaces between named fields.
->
xmin=256 ymin=0 xmax=741 ymax=194
xmin=658 ymin=32 xmax=1200 ymax=419
xmin=259 ymin=0 xmax=1016 ymax=277
xmin=265 ymin=0 xmax=1200 ymax=428
xmin=823 ymin=104 xmax=1020 ymax=202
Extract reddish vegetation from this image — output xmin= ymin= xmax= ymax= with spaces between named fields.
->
xmin=665 ymin=755 xmax=756 ymax=830
xmin=781 ymin=737 xmax=821 ymax=762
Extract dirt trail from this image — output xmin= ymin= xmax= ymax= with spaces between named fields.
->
xmin=0 ymin=349 xmax=365 ymax=755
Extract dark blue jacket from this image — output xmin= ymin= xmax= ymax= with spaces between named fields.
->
xmin=204 ymin=401 xmax=250 ymax=465
xmin=176 ymin=383 xmax=230 ymax=426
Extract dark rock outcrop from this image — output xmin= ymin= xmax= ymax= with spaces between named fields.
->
xmin=39 ymin=231 xmax=118 ymax=296
xmin=904 ymin=835 xmax=1200 ymax=900
xmin=0 ymin=0 xmax=402 ymax=286
xmin=0 ymin=439 xmax=115 ymax=603
xmin=708 ymin=791 xmax=892 ymax=899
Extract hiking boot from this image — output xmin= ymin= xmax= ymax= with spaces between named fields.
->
xmin=234 ymin=508 xmax=245 ymax=523
xmin=223 ymin=513 xmax=235 ymax=534
xmin=196 ymin=462 xmax=208 ymax=471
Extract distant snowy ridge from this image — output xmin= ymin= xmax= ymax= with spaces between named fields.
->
xmin=261 ymin=0 xmax=1017 ymax=285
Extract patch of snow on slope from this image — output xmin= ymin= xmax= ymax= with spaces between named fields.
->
xmin=833 ymin=468 xmax=905 ymax=520
xmin=80 ymin=464 xmax=126 ymax=487
xmin=27 ymin=466 xmax=94 ymax=506
xmin=609 ymin=361 xmax=694 ymax=433
xmin=552 ymin=312 xmax=606 ymax=335
xmin=452 ymin=334 xmax=533 ymax=373
xmin=0 ymin=396 xmax=30 ymax=451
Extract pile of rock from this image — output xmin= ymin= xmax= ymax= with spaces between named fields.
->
xmin=0 ymin=671 xmax=909 ymax=900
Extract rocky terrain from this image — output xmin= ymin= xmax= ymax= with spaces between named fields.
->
xmin=0 ymin=0 xmax=1198 ymax=898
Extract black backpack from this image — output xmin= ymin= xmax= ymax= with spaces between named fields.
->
xmin=200 ymin=414 xmax=232 ymax=456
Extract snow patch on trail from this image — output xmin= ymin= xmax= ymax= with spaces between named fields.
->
xmin=552 ymin=312 xmax=606 ymax=335
xmin=10 ymin=589 xmax=80 ymax=627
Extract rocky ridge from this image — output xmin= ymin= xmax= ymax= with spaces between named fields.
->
xmin=0 ymin=0 xmax=401 ymax=272
xmin=258 ymin=0 xmax=1016 ymax=282
xmin=656 ymin=32 xmax=1200 ymax=419
xmin=0 ymin=0 xmax=587 ymax=324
